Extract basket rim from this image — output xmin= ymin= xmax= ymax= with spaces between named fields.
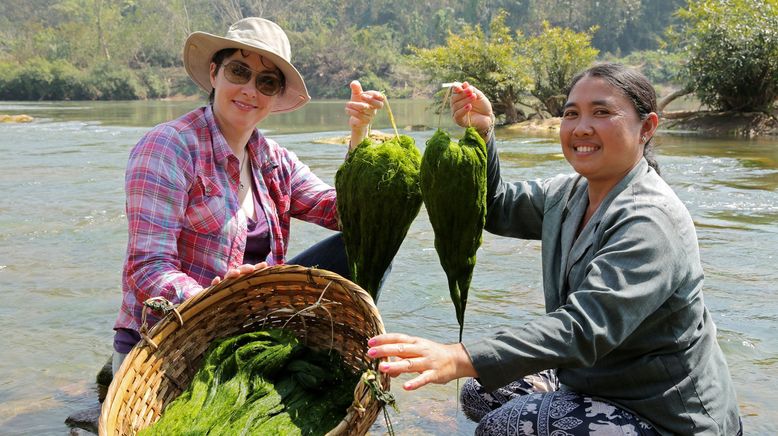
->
xmin=99 ymin=265 xmax=390 ymax=436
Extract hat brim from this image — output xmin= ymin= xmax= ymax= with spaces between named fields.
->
xmin=184 ymin=31 xmax=310 ymax=114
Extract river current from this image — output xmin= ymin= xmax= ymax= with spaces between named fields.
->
xmin=1 ymin=100 xmax=776 ymax=434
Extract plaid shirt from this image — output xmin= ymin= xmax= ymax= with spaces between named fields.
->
xmin=115 ymin=105 xmax=338 ymax=332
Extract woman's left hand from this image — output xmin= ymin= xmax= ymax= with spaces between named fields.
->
xmin=451 ymin=82 xmax=495 ymax=142
xmin=345 ymin=80 xmax=385 ymax=150
xmin=367 ymin=333 xmax=477 ymax=391
xmin=210 ymin=262 xmax=268 ymax=286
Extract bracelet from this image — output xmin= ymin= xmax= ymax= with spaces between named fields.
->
xmin=477 ymin=113 xmax=496 ymax=141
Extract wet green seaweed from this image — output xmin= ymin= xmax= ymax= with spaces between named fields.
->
xmin=335 ymin=134 xmax=423 ymax=300
xmin=420 ymin=127 xmax=487 ymax=341
xmin=139 ymin=329 xmax=359 ymax=435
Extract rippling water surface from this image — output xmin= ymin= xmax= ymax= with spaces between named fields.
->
xmin=1 ymin=101 xmax=776 ymax=434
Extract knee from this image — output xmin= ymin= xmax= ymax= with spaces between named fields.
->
xmin=460 ymin=378 xmax=489 ymax=423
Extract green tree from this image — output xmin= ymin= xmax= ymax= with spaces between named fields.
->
xmin=524 ymin=21 xmax=599 ymax=116
xmin=410 ymin=12 xmax=532 ymax=123
xmin=674 ymin=0 xmax=778 ymax=112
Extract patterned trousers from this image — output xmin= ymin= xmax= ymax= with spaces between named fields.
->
xmin=461 ymin=370 xmax=659 ymax=436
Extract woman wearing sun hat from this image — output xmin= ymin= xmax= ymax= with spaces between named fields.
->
xmin=111 ymin=17 xmax=385 ymax=374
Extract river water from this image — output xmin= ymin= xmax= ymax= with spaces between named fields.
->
xmin=1 ymin=100 xmax=776 ymax=435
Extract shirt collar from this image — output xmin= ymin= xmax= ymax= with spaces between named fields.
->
xmin=204 ymin=105 xmax=232 ymax=165
xmin=582 ymin=157 xmax=650 ymax=227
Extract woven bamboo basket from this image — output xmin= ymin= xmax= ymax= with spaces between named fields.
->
xmin=99 ymin=265 xmax=390 ymax=435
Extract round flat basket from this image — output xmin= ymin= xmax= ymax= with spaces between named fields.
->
xmin=100 ymin=265 xmax=390 ymax=435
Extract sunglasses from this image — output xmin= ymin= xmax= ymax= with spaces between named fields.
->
xmin=220 ymin=61 xmax=284 ymax=96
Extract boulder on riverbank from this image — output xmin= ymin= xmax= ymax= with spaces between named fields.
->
xmin=502 ymin=118 xmax=561 ymax=135
xmin=313 ymin=130 xmax=396 ymax=145
xmin=1 ymin=114 xmax=34 ymax=123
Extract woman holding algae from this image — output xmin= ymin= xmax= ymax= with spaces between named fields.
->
xmin=369 ymin=64 xmax=742 ymax=435
xmin=112 ymin=17 xmax=385 ymax=374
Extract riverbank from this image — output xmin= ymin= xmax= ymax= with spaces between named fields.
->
xmin=498 ymin=110 xmax=778 ymax=138
xmin=662 ymin=110 xmax=778 ymax=138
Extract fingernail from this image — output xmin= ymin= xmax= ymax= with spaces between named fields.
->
xmin=380 ymin=363 xmax=390 ymax=371
xmin=368 ymin=338 xmax=376 ymax=346
xmin=367 ymin=348 xmax=377 ymax=357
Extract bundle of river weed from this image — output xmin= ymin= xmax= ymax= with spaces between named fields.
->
xmin=420 ymin=127 xmax=487 ymax=342
xmin=335 ymin=134 xmax=423 ymax=300
xmin=138 ymin=328 xmax=359 ymax=435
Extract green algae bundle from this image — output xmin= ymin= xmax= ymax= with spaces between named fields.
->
xmin=335 ymin=134 xmax=423 ymax=300
xmin=139 ymin=328 xmax=360 ymax=435
xmin=420 ymin=127 xmax=487 ymax=342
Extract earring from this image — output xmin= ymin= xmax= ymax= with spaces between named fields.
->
xmin=641 ymin=135 xmax=647 ymax=143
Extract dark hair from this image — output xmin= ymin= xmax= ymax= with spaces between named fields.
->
xmin=208 ymin=49 xmax=238 ymax=104
xmin=566 ymin=63 xmax=661 ymax=175
xmin=208 ymin=48 xmax=286 ymax=104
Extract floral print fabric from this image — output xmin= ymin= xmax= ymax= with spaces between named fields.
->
xmin=461 ymin=371 xmax=658 ymax=436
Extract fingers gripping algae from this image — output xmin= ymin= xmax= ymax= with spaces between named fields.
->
xmin=420 ymin=127 xmax=487 ymax=342
xmin=335 ymin=134 xmax=423 ymax=300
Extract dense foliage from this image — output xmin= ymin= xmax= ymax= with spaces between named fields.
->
xmin=525 ymin=22 xmax=599 ymax=116
xmin=411 ymin=14 xmax=599 ymax=121
xmin=0 ymin=0 xmax=683 ymax=101
xmin=410 ymin=12 xmax=533 ymax=123
xmin=673 ymin=0 xmax=778 ymax=112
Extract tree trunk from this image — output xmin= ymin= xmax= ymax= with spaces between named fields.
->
xmin=544 ymin=94 xmax=566 ymax=117
xmin=501 ymin=99 xmax=527 ymax=124
xmin=95 ymin=0 xmax=110 ymax=60
xmin=658 ymin=87 xmax=692 ymax=112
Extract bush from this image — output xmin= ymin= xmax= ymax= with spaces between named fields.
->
xmin=524 ymin=21 xmax=599 ymax=116
xmin=0 ymin=58 xmax=93 ymax=100
xmin=86 ymin=62 xmax=146 ymax=100
xmin=410 ymin=11 xmax=533 ymax=123
xmin=616 ymin=50 xmax=684 ymax=85
xmin=0 ymin=58 xmax=172 ymax=100
xmin=675 ymin=0 xmax=778 ymax=112
xmin=0 ymin=62 xmax=21 ymax=100
xmin=138 ymin=68 xmax=170 ymax=99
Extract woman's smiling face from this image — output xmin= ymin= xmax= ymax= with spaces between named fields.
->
xmin=209 ymin=51 xmax=277 ymax=136
xmin=560 ymin=75 xmax=647 ymax=189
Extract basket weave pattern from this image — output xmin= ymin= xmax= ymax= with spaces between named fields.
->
xmin=99 ymin=265 xmax=389 ymax=435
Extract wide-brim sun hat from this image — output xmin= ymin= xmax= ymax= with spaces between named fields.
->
xmin=183 ymin=17 xmax=310 ymax=113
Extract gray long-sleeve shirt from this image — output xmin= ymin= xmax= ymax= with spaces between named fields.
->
xmin=463 ymin=141 xmax=740 ymax=435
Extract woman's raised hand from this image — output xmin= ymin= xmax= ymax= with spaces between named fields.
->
xmin=451 ymin=82 xmax=495 ymax=141
xmin=345 ymin=80 xmax=385 ymax=150
xmin=367 ymin=333 xmax=477 ymax=391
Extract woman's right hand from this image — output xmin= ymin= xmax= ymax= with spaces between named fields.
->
xmin=451 ymin=82 xmax=495 ymax=141
xmin=345 ymin=80 xmax=385 ymax=150
xmin=367 ymin=333 xmax=477 ymax=391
